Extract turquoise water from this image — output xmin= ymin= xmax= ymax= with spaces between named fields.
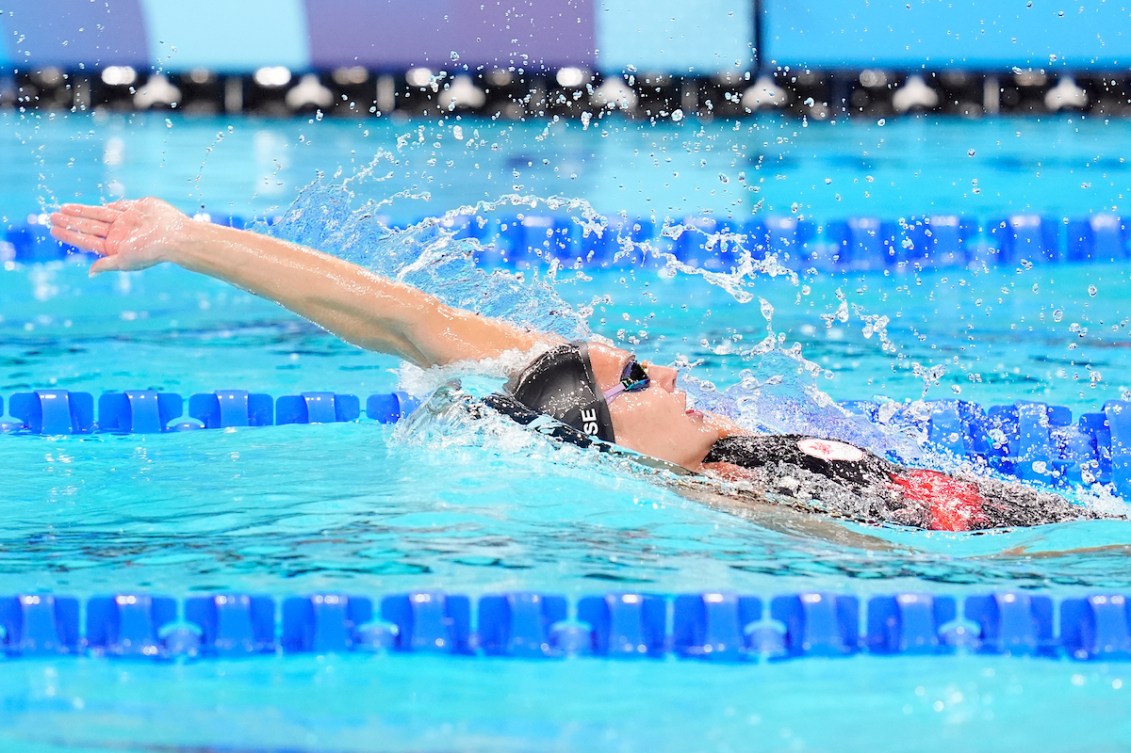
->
xmin=1 ymin=112 xmax=1127 ymax=223
xmin=3 ymin=112 xmax=1131 ymax=752
xmin=4 ymin=654 xmax=1131 ymax=753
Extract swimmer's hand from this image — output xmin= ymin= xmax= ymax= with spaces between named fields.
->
xmin=49 ymin=198 xmax=189 ymax=276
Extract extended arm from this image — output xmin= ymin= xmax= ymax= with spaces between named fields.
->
xmin=50 ymin=199 xmax=555 ymax=369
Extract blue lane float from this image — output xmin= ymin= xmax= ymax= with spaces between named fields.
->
xmin=866 ymin=593 xmax=957 ymax=656
xmin=85 ymin=594 xmax=179 ymax=658
xmin=7 ymin=389 xmax=95 ymax=434
xmin=277 ymin=392 xmax=361 ymax=425
xmin=6 ymin=212 xmax=1129 ymax=272
xmin=187 ymin=390 xmax=275 ymax=429
xmin=0 ymin=389 xmax=422 ymax=435
xmin=2 ymin=590 xmax=1130 ymax=663
xmin=98 ymin=391 xmax=184 ymax=434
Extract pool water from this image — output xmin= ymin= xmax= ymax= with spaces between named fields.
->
xmin=5 ymin=652 xmax=1131 ymax=753
xmin=2 ymin=111 xmax=1127 ymax=223
xmin=2 ymin=111 xmax=1131 ymax=752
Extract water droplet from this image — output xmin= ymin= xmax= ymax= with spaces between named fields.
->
xmin=671 ymin=109 xmax=684 ymax=122
xmin=877 ymin=118 xmax=886 ymax=126
xmin=450 ymin=51 xmax=460 ymax=61
xmin=967 ymin=149 xmax=976 ymax=157
xmin=1088 ymin=285 xmax=1098 ymax=296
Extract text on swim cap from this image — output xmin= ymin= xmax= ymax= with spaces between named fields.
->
xmin=581 ymin=408 xmax=599 ymax=435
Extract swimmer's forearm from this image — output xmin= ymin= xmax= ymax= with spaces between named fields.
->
xmin=172 ymin=221 xmax=546 ymax=368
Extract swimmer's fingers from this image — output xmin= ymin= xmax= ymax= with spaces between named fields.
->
xmin=49 ymin=224 xmax=108 ymax=255
xmin=49 ymin=224 xmax=124 ymax=276
xmin=49 ymin=204 xmax=124 ymax=251
xmin=57 ymin=203 xmax=127 ymax=224
xmin=49 ymin=212 xmax=114 ymax=241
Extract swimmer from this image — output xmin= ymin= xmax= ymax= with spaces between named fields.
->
xmin=50 ymin=198 xmax=1093 ymax=532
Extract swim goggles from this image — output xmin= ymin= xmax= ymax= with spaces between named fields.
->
xmin=602 ymin=357 xmax=651 ymax=404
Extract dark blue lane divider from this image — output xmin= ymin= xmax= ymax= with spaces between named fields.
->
xmin=5 ymin=212 xmax=1129 ymax=271
xmin=1 ymin=591 xmax=1128 ymax=662
xmin=0 ymin=389 xmax=419 ymax=434
xmin=3 ymin=389 xmax=1131 ymax=497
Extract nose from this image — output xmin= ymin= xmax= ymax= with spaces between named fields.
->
xmin=649 ymin=364 xmax=679 ymax=393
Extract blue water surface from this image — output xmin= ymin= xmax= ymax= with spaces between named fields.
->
xmin=1 ymin=111 xmax=1127 ymax=223
xmin=2 ymin=111 xmax=1131 ymax=753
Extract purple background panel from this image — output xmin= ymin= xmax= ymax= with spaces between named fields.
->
xmin=304 ymin=0 xmax=595 ymax=71
xmin=1 ymin=0 xmax=150 ymax=69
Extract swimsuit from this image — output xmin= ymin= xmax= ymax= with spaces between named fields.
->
xmin=703 ymin=434 xmax=1086 ymax=531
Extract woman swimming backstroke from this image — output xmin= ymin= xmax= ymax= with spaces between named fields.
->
xmin=50 ymin=198 xmax=1092 ymax=532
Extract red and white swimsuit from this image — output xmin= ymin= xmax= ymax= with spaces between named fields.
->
xmin=702 ymin=434 xmax=1079 ymax=530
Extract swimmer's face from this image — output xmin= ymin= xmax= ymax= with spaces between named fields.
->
xmin=584 ymin=342 xmax=725 ymax=470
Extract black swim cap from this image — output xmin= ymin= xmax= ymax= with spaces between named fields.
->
xmin=484 ymin=342 xmax=616 ymax=448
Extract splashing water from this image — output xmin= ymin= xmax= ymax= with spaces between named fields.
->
xmin=262 ymin=170 xmax=948 ymax=457
xmin=261 ymin=167 xmax=1123 ymax=529
xmin=268 ymin=172 xmax=590 ymax=342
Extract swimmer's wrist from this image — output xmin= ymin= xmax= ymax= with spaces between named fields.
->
xmin=164 ymin=219 xmax=225 ymax=269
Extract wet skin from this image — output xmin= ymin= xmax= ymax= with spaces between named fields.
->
xmin=583 ymin=342 xmax=743 ymax=471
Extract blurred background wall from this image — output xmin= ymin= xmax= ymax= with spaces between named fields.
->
xmin=1 ymin=0 xmax=1127 ymax=73
xmin=0 ymin=0 xmax=1128 ymax=116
